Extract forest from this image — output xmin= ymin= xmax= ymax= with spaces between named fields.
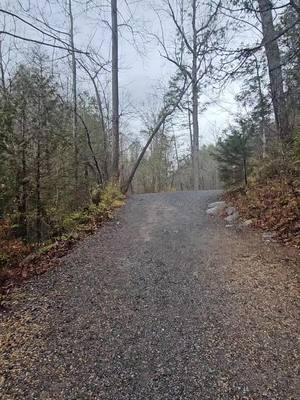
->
xmin=0 ymin=0 xmax=299 ymax=276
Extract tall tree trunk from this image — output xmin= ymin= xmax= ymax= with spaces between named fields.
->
xmin=192 ymin=0 xmax=200 ymax=190
xmin=36 ymin=128 xmax=42 ymax=241
xmin=186 ymin=98 xmax=195 ymax=188
xmin=18 ymin=107 xmax=27 ymax=238
xmin=92 ymin=78 xmax=109 ymax=182
xmin=243 ymin=156 xmax=248 ymax=186
xmin=0 ymin=40 xmax=6 ymax=92
xmin=257 ymin=0 xmax=290 ymax=140
xmin=111 ymin=0 xmax=120 ymax=180
xmin=173 ymin=134 xmax=181 ymax=190
xmin=68 ymin=0 xmax=79 ymax=187
xmin=255 ymin=58 xmax=267 ymax=158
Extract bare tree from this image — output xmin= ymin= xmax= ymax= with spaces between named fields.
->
xmin=156 ymin=0 xmax=221 ymax=190
xmin=78 ymin=59 xmax=109 ymax=181
xmin=111 ymin=0 xmax=119 ymax=180
xmin=68 ymin=0 xmax=79 ymax=188
xmin=254 ymin=57 xmax=268 ymax=158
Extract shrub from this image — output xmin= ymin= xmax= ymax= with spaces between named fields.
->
xmin=251 ymin=156 xmax=299 ymax=183
xmin=62 ymin=211 xmax=91 ymax=232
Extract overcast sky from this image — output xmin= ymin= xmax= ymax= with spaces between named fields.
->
xmin=2 ymin=0 xmax=261 ymax=152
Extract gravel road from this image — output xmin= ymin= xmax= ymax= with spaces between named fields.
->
xmin=1 ymin=191 xmax=299 ymax=399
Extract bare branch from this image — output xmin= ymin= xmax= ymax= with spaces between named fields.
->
xmin=0 ymin=31 xmax=89 ymax=54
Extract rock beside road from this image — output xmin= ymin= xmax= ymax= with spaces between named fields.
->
xmin=241 ymin=219 xmax=253 ymax=227
xmin=206 ymin=201 xmax=226 ymax=216
xmin=262 ymin=231 xmax=277 ymax=241
xmin=206 ymin=202 xmax=240 ymax=224
xmin=224 ymin=211 xmax=239 ymax=223
xmin=225 ymin=206 xmax=236 ymax=216
xmin=207 ymin=201 xmax=226 ymax=209
xmin=206 ymin=200 xmax=280 ymax=243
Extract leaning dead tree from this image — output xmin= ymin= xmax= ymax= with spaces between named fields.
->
xmin=156 ymin=0 xmax=221 ymax=190
xmin=122 ymin=76 xmax=188 ymax=193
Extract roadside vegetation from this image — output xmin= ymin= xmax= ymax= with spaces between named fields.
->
xmin=211 ymin=3 xmax=300 ymax=247
xmin=0 ymin=183 xmax=125 ymax=293
xmin=214 ymin=126 xmax=300 ymax=247
xmin=214 ymin=118 xmax=300 ymax=247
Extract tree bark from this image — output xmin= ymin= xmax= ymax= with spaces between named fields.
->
xmin=68 ymin=0 xmax=79 ymax=187
xmin=254 ymin=58 xmax=267 ymax=158
xmin=18 ymin=106 xmax=27 ymax=238
xmin=192 ymin=0 xmax=200 ymax=190
xmin=92 ymin=77 xmax=109 ymax=182
xmin=0 ymin=40 xmax=6 ymax=92
xmin=36 ymin=128 xmax=42 ymax=241
xmin=257 ymin=0 xmax=290 ymax=140
xmin=111 ymin=0 xmax=120 ymax=180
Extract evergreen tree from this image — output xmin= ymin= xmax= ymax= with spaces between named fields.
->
xmin=214 ymin=120 xmax=254 ymax=187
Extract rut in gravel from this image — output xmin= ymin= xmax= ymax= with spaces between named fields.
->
xmin=0 ymin=191 xmax=299 ymax=400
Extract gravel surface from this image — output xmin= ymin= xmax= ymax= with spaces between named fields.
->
xmin=1 ymin=191 xmax=299 ymax=399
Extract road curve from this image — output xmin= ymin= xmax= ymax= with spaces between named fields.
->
xmin=1 ymin=191 xmax=299 ymax=399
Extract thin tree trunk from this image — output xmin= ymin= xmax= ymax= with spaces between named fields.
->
xmin=77 ymin=112 xmax=103 ymax=185
xmin=19 ymin=107 xmax=27 ymax=238
xmin=173 ymin=135 xmax=180 ymax=170
xmin=68 ymin=0 xmax=79 ymax=187
xmin=122 ymin=116 xmax=166 ymax=194
xmin=36 ymin=128 xmax=42 ymax=241
xmin=255 ymin=58 xmax=267 ymax=158
xmin=243 ymin=157 xmax=248 ymax=186
xmin=122 ymin=78 xmax=188 ymax=193
xmin=56 ymin=91 xmax=103 ymax=185
xmin=111 ymin=0 xmax=119 ymax=180
xmin=257 ymin=0 xmax=290 ymax=140
xmin=80 ymin=63 xmax=109 ymax=181
xmin=192 ymin=0 xmax=200 ymax=191
xmin=0 ymin=40 xmax=6 ymax=92
xmin=173 ymin=134 xmax=182 ymax=190
xmin=92 ymin=78 xmax=109 ymax=182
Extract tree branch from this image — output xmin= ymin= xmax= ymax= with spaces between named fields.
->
xmin=0 ymin=31 xmax=89 ymax=54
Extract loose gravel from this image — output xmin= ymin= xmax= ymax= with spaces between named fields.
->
xmin=1 ymin=191 xmax=299 ymax=399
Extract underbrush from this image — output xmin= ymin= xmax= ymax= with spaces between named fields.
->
xmin=224 ymin=159 xmax=300 ymax=247
xmin=0 ymin=183 xmax=125 ymax=293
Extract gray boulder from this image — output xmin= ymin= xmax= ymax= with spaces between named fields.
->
xmin=224 ymin=211 xmax=239 ymax=223
xmin=262 ymin=231 xmax=276 ymax=241
xmin=206 ymin=207 xmax=220 ymax=216
xmin=207 ymin=201 xmax=226 ymax=210
xmin=226 ymin=206 xmax=237 ymax=216
xmin=241 ymin=219 xmax=252 ymax=227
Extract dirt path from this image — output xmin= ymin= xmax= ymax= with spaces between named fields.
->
xmin=1 ymin=191 xmax=299 ymax=399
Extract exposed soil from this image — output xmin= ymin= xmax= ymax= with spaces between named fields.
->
xmin=0 ymin=191 xmax=299 ymax=399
